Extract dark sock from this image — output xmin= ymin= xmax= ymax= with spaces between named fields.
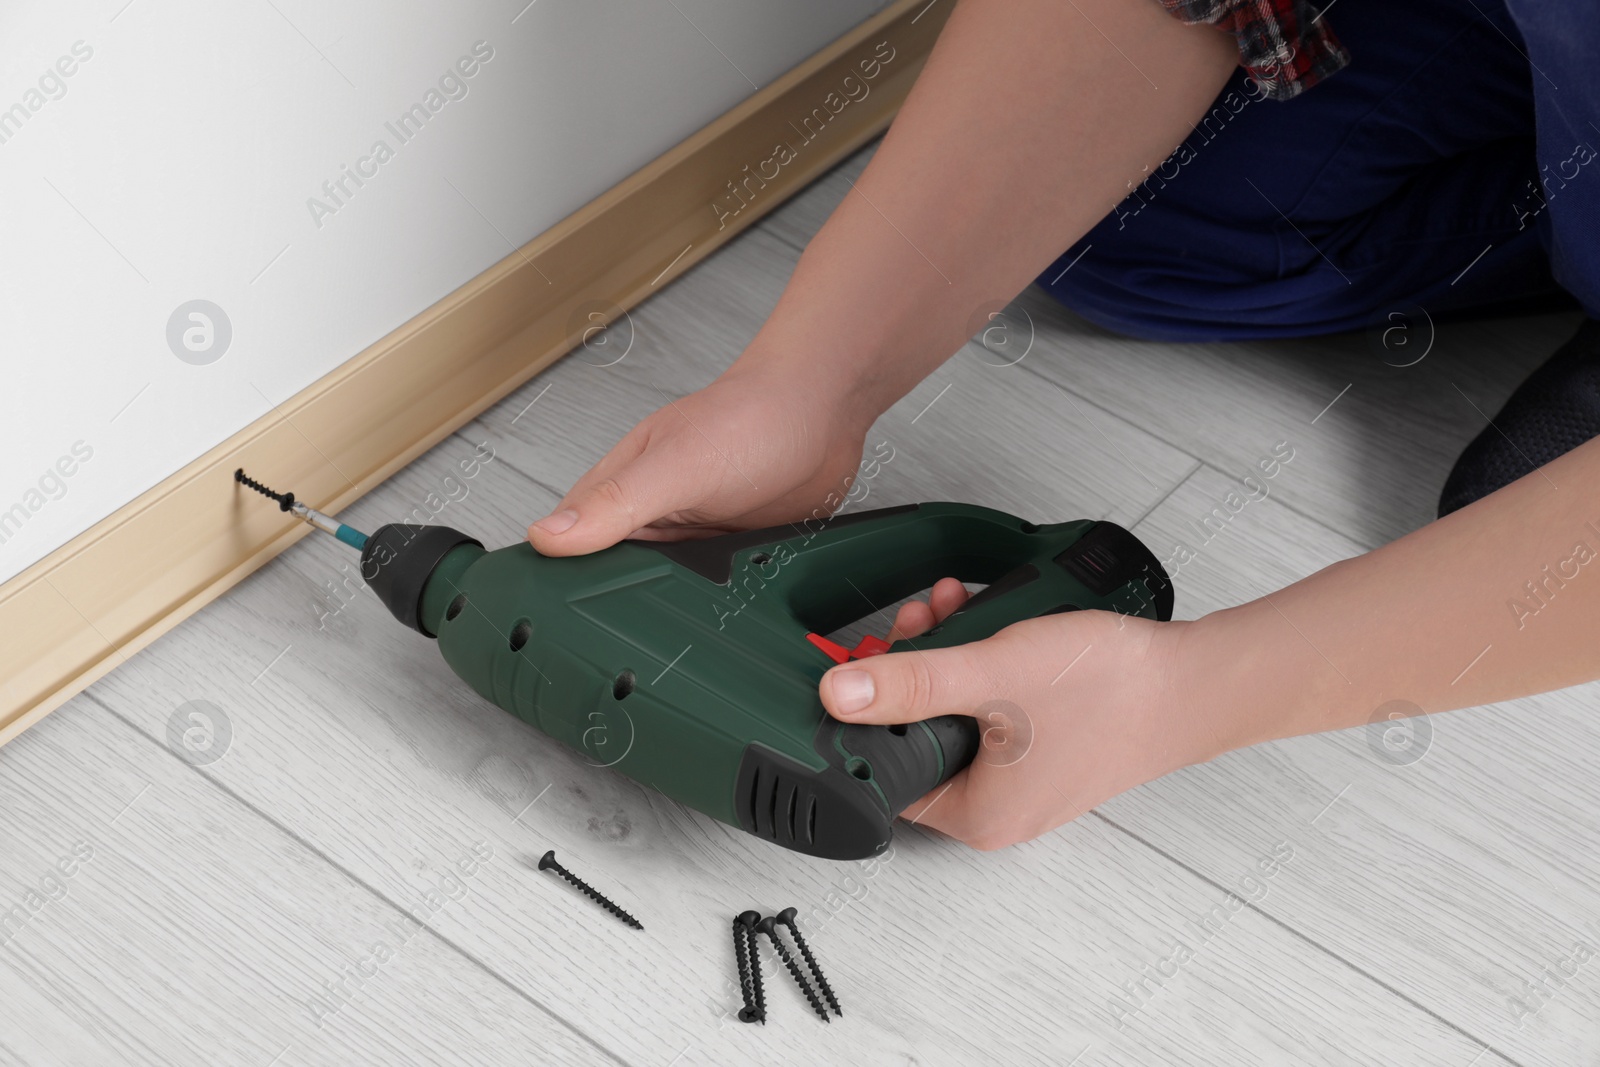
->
xmin=1439 ymin=319 xmax=1600 ymax=516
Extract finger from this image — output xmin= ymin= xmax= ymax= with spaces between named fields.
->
xmin=526 ymin=430 xmax=643 ymax=547
xmin=886 ymin=578 xmax=972 ymax=642
xmin=819 ymin=641 xmax=1001 ymax=725
xmin=526 ymin=431 xmax=699 ymax=557
xmin=899 ymin=773 xmax=971 ymax=838
xmin=900 ymin=764 xmax=1047 ymax=851
xmin=900 ymin=769 xmax=1014 ymax=849
xmin=927 ymin=577 xmax=970 ymax=622
xmin=887 ymin=600 xmax=936 ymax=643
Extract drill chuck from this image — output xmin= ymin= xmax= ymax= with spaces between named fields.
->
xmin=358 ymin=523 xmax=484 ymax=637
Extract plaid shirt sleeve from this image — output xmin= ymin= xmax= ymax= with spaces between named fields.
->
xmin=1155 ymin=0 xmax=1349 ymax=100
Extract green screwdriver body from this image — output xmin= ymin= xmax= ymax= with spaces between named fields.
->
xmin=233 ymin=470 xmax=1173 ymax=861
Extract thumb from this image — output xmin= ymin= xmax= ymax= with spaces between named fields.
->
xmin=527 ymin=439 xmax=676 ymax=556
xmin=819 ymin=641 xmax=1000 ymax=725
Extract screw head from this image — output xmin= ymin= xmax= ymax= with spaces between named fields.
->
xmin=537 ymin=850 xmax=558 ymax=872
xmin=738 ymin=910 xmax=762 ymax=928
xmin=776 ymin=906 xmax=798 ymax=927
xmin=755 ymin=915 xmax=779 ymax=937
xmin=737 ymin=1006 xmax=762 ymax=1024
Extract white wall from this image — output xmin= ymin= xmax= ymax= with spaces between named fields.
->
xmin=0 ymin=0 xmax=889 ymax=584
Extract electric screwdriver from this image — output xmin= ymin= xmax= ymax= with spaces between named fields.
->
xmin=237 ymin=470 xmax=1172 ymax=860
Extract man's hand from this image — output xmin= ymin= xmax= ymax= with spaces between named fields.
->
xmin=820 ymin=580 xmax=1223 ymax=850
xmin=822 ymin=436 xmax=1600 ymax=853
xmin=526 ymin=0 xmax=1236 ymax=558
xmin=527 ymin=366 xmax=871 ymax=556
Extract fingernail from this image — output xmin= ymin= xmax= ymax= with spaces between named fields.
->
xmin=533 ymin=509 xmax=578 ymax=535
xmin=830 ymin=670 xmax=875 ymax=714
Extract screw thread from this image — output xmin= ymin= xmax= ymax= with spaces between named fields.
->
xmin=763 ymin=929 xmax=830 ymax=1022
xmin=733 ymin=918 xmax=756 ymax=1014
xmin=785 ymin=924 xmax=841 ymax=1016
xmin=234 ymin=469 xmax=295 ymax=511
xmin=744 ymin=923 xmax=765 ymax=1020
xmin=544 ymin=860 xmax=643 ymax=929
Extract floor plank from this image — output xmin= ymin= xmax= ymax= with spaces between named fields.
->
xmin=1117 ymin=464 xmax=1600 ymax=1066
xmin=0 ymin=692 xmax=611 ymax=1067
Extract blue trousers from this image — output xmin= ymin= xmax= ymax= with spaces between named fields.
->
xmin=1040 ymin=0 xmax=1600 ymax=341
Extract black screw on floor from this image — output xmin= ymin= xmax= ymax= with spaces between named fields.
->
xmin=739 ymin=911 xmax=765 ymax=1023
xmin=733 ymin=915 xmax=763 ymax=1023
xmin=537 ymin=850 xmax=643 ymax=930
xmin=756 ymin=916 xmax=829 ymax=1022
xmin=776 ymin=906 xmax=841 ymax=1016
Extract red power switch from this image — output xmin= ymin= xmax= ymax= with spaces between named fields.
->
xmin=849 ymin=635 xmax=891 ymax=658
xmin=805 ymin=633 xmax=852 ymax=664
xmin=806 ymin=632 xmax=893 ymax=664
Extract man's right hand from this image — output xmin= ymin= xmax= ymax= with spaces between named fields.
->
xmin=526 ymin=366 xmax=873 ymax=556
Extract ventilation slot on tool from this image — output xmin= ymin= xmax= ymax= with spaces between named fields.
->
xmin=744 ymin=765 xmax=808 ymax=843
xmin=734 ymin=746 xmax=880 ymax=857
xmin=1076 ymin=544 xmax=1116 ymax=579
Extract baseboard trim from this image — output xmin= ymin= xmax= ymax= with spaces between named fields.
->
xmin=0 ymin=0 xmax=952 ymax=744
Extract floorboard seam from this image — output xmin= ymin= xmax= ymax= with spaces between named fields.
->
xmin=1091 ymin=810 xmax=1524 ymax=1067
xmin=454 ymin=428 xmax=570 ymax=505
xmin=1012 ymin=357 xmax=1233 ymax=472
xmin=80 ymin=691 xmax=639 ymax=1067
xmin=1014 ymin=358 xmax=1396 ymax=552
xmin=1186 ymin=457 xmax=1386 ymax=553
xmin=1125 ymin=460 xmax=1205 ymax=531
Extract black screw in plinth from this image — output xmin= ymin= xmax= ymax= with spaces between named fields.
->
xmin=537 ymin=850 xmax=643 ymax=930
xmin=756 ymin=916 xmax=830 ymax=1022
xmin=776 ymin=906 xmax=841 ymax=1017
xmin=234 ymin=469 xmax=295 ymax=511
